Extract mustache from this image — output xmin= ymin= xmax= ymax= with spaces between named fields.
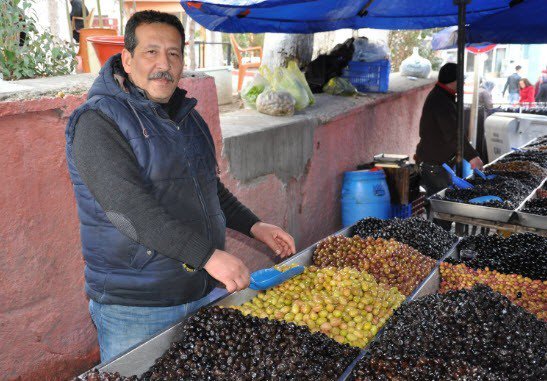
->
xmin=148 ymin=71 xmax=174 ymax=82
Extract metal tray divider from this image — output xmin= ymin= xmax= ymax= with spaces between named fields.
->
xmin=337 ymin=238 xmax=460 ymax=380
xmin=514 ymin=177 xmax=547 ymax=230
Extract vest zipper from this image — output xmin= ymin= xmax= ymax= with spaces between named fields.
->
xmin=151 ymin=106 xmax=213 ymax=244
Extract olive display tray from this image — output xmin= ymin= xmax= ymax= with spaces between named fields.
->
xmin=515 ymin=178 xmax=547 ymax=230
xmin=429 ymin=138 xmax=545 ymax=225
xmin=77 ymin=226 xmax=458 ymax=381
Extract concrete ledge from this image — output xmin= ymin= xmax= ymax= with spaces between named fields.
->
xmin=0 ymin=71 xmax=212 ymax=102
xmin=220 ymin=73 xmax=436 ymax=184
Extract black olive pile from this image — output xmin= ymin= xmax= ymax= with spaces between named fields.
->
xmin=522 ymin=195 xmax=547 ymax=216
xmin=77 ymin=370 xmax=137 ymax=381
xmin=352 ymin=355 xmax=506 ymax=380
xmin=499 ymin=149 xmax=547 ymax=168
xmin=139 ymin=306 xmax=359 ymax=381
xmin=353 ymin=217 xmax=457 ymax=260
xmin=350 ymin=285 xmax=547 ymax=381
xmin=455 ymin=233 xmax=547 ymax=280
xmin=441 ymin=174 xmax=535 ymax=209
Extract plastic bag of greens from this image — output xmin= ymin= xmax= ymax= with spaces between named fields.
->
xmin=272 ymin=67 xmax=309 ymax=111
xmin=259 ymin=65 xmax=274 ymax=84
xmin=287 ymin=61 xmax=315 ymax=106
xmin=241 ymin=73 xmax=269 ymax=109
xmin=256 ymin=89 xmax=296 ymax=116
xmin=322 ymin=77 xmax=358 ymax=96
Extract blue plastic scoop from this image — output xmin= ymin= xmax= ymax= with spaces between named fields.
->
xmin=474 ymin=168 xmax=496 ymax=180
xmin=469 ymin=195 xmax=503 ymax=204
xmin=442 ymin=163 xmax=473 ymax=189
xmin=249 ymin=265 xmax=305 ymax=291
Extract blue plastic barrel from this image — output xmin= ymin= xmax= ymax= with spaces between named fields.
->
xmin=341 ymin=169 xmax=391 ymax=227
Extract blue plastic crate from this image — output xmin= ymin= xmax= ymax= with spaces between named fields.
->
xmin=391 ymin=203 xmax=412 ymax=219
xmin=342 ymin=60 xmax=390 ymax=93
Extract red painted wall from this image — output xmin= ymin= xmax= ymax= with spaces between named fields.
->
xmin=0 ymin=75 xmax=432 ymax=380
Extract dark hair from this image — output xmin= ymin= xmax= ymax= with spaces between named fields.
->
xmin=124 ymin=10 xmax=185 ymax=56
xmin=516 ymin=65 xmax=522 ymax=71
xmin=520 ymin=78 xmax=532 ymax=87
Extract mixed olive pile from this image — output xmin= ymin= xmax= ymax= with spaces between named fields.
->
xmin=313 ymin=235 xmax=436 ymax=295
xmin=351 ymin=285 xmax=547 ymax=380
xmin=353 ymin=217 xmax=456 ymax=260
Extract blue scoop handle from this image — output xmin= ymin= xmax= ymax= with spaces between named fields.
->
xmin=473 ymin=168 xmax=496 ymax=180
xmin=442 ymin=163 xmax=474 ymax=189
xmin=249 ymin=265 xmax=305 ymax=291
xmin=469 ymin=195 xmax=503 ymax=204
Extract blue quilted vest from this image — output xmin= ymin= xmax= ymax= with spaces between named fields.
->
xmin=65 ymin=54 xmax=224 ymax=306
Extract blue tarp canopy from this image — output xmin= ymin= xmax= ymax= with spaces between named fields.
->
xmin=181 ymin=0 xmax=512 ymax=34
xmin=467 ymin=0 xmax=547 ymax=44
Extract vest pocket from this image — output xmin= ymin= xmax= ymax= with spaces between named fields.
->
xmin=129 ymin=245 xmax=155 ymax=270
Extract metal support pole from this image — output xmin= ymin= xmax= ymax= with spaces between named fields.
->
xmin=468 ymin=53 xmax=483 ymax=147
xmin=454 ymin=0 xmax=470 ymax=178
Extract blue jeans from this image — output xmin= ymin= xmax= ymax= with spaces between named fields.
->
xmin=508 ymin=92 xmax=519 ymax=104
xmin=89 ymin=289 xmax=224 ymax=363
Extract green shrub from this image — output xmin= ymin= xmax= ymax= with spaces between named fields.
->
xmin=0 ymin=0 xmax=76 ymax=80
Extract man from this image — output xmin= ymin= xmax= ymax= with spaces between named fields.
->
xmin=65 ymin=11 xmax=296 ymax=362
xmin=502 ymin=65 xmax=522 ymax=104
xmin=70 ymin=0 xmax=89 ymax=42
xmin=415 ymin=63 xmax=483 ymax=229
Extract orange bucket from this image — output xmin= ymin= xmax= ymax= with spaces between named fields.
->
xmin=88 ymin=36 xmax=125 ymax=66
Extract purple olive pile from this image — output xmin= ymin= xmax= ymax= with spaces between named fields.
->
xmin=350 ymin=285 xmax=547 ymax=380
xmin=455 ymin=233 xmax=547 ymax=281
xmin=353 ymin=217 xmax=457 ymax=260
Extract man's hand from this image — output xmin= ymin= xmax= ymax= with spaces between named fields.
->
xmin=250 ymin=222 xmax=296 ymax=258
xmin=469 ymin=156 xmax=484 ymax=170
xmin=203 ymin=249 xmax=250 ymax=293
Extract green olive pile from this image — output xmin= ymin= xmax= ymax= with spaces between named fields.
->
xmin=313 ymin=235 xmax=436 ymax=296
xmin=235 ymin=266 xmax=405 ymax=348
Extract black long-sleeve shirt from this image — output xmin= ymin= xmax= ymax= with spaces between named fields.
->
xmin=416 ymin=84 xmax=479 ymax=165
xmin=72 ymin=107 xmax=260 ymax=269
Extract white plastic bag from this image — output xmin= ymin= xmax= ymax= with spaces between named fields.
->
xmin=353 ymin=37 xmax=390 ymax=62
xmin=400 ymin=47 xmax=432 ymax=79
xmin=256 ymin=89 xmax=296 ymax=116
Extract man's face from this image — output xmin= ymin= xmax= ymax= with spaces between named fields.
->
xmin=445 ymin=80 xmax=457 ymax=91
xmin=122 ymin=23 xmax=183 ymax=103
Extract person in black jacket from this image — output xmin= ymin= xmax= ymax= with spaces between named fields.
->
xmin=502 ymin=65 xmax=521 ymax=104
xmin=416 ymin=63 xmax=483 ymax=229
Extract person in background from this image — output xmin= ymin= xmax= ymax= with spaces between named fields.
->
xmin=415 ymin=63 xmax=483 ymax=230
xmin=535 ymin=70 xmax=547 ymax=103
xmin=70 ymin=0 xmax=89 ymax=42
xmin=502 ymin=65 xmax=521 ymax=104
xmin=534 ymin=66 xmax=547 ymax=96
xmin=519 ymin=78 xmax=535 ymax=105
xmin=478 ymin=80 xmax=494 ymax=115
